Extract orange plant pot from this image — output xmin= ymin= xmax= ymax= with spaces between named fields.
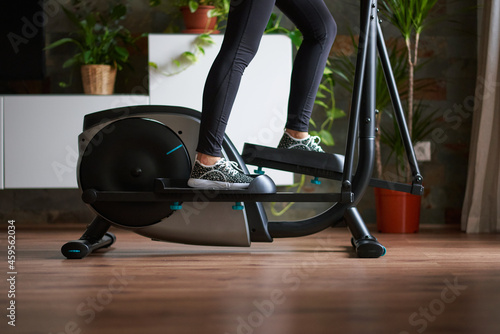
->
xmin=180 ymin=6 xmax=218 ymax=34
xmin=375 ymin=187 xmax=421 ymax=233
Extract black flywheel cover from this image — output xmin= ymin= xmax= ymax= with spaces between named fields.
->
xmin=79 ymin=117 xmax=191 ymax=227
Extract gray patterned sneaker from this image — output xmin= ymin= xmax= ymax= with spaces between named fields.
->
xmin=278 ymin=132 xmax=325 ymax=152
xmin=187 ymin=158 xmax=254 ymax=189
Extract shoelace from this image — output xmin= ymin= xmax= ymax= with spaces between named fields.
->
xmin=306 ymin=136 xmax=323 ymax=151
xmin=218 ymin=159 xmax=244 ymax=176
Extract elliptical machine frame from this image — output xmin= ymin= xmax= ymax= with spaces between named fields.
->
xmin=62 ymin=0 xmax=423 ymax=260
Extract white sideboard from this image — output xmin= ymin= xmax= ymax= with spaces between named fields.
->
xmin=2 ymin=95 xmax=149 ymax=188
xmin=1 ymin=34 xmax=293 ymax=189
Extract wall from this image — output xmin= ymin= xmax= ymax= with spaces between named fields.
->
xmin=0 ymin=0 xmax=477 ymax=227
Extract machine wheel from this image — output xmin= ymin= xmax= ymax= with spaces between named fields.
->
xmin=79 ymin=117 xmax=192 ymax=227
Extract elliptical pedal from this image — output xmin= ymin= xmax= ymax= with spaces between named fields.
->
xmin=241 ymin=143 xmax=345 ymax=181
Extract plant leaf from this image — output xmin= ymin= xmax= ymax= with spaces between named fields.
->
xmin=114 ymin=46 xmax=129 ymax=59
xmin=198 ymin=34 xmax=215 ymax=45
xmin=314 ymin=100 xmax=330 ymax=109
xmin=44 ymin=37 xmax=80 ymax=50
xmin=82 ymin=50 xmax=92 ymax=64
xmin=188 ymin=1 xmax=198 ymax=13
xmin=288 ymin=30 xmax=303 ymax=48
xmin=182 ymin=51 xmax=197 ymax=63
xmin=62 ymin=55 xmax=80 ymax=68
xmin=319 ymin=130 xmax=334 ymax=146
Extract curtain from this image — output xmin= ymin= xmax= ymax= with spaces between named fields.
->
xmin=461 ymin=0 xmax=500 ymax=233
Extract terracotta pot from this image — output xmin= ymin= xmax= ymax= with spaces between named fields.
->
xmin=180 ymin=6 xmax=218 ymax=34
xmin=375 ymin=187 xmax=421 ymax=233
xmin=81 ymin=65 xmax=117 ymax=95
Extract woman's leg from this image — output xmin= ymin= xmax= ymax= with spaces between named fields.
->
xmin=196 ymin=0 xmax=276 ymax=159
xmin=195 ymin=0 xmax=336 ymax=162
xmin=276 ymin=0 xmax=337 ymax=133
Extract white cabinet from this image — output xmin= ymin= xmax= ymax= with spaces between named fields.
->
xmin=3 ymin=95 xmax=149 ymax=188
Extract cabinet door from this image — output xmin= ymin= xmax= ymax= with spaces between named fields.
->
xmin=4 ymin=95 xmax=149 ymax=188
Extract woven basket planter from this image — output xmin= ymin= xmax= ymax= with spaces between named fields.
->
xmin=81 ymin=64 xmax=117 ymax=95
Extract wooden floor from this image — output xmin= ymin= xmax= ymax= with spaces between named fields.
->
xmin=3 ymin=225 xmax=500 ymax=334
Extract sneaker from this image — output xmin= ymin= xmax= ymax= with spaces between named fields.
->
xmin=278 ymin=132 xmax=325 ymax=152
xmin=187 ymin=158 xmax=254 ymax=189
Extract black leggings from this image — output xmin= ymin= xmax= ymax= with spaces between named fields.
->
xmin=196 ymin=0 xmax=337 ymax=157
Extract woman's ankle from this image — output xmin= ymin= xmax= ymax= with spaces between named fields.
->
xmin=196 ymin=153 xmax=221 ymax=166
xmin=285 ymin=129 xmax=309 ymax=140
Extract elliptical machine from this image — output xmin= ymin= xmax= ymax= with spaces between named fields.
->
xmin=62 ymin=0 xmax=423 ymax=259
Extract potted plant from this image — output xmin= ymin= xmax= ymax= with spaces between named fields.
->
xmin=374 ymin=0 xmax=439 ymax=233
xmin=335 ymin=49 xmax=435 ymax=233
xmin=375 ymin=100 xmax=437 ymax=233
xmin=332 ymin=1 xmax=440 ymax=232
xmin=45 ymin=1 xmax=144 ymax=95
xmin=150 ymin=0 xmax=230 ymax=33
xmin=178 ymin=0 xmax=229 ymax=33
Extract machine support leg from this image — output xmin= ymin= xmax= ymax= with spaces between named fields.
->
xmin=344 ymin=207 xmax=386 ymax=258
xmin=61 ymin=216 xmax=116 ymax=259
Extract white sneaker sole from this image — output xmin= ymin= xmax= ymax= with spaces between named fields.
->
xmin=187 ymin=178 xmax=250 ymax=190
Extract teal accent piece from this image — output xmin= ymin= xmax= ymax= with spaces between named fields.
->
xmin=311 ymin=177 xmax=321 ymax=185
xmin=381 ymin=246 xmax=387 ymax=256
xmin=254 ymin=167 xmax=265 ymax=175
xmin=232 ymin=202 xmax=244 ymax=210
xmin=170 ymin=202 xmax=182 ymax=210
xmin=166 ymin=144 xmax=183 ymax=155
xmin=68 ymin=250 xmax=81 ymax=253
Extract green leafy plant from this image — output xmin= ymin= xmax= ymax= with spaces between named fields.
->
xmin=173 ymin=34 xmax=216 ymax=66
xmin=380 ymin=101 xmax=437 ymax=180
xmin=333 ymin=34 xmax=404 ymax=176
xmin=379 ymin=0 xmax=439 ymax=181
xmin=332 ymin=30 xmax=434 ymax=180
xmin=149 ymin=0 xmax=224 ymax=75
xmin=264 ymin=13 xmax=303 ymax=48
xmin=310 ymin=63 xmax=346 ymax=146
xmin=45 ymin=2 xmax=144 ymax=71
xmin=149 ymin=33 xmax=216 ymax=76
xmin=178 ymin=0 xmax=230 ymax=18
xmin=150 ymin=0 xmax=230 ymax=27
